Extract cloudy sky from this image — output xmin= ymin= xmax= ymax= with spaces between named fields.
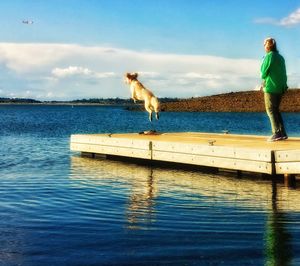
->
xmin=1 ymin=0 xmax=300 ymax=100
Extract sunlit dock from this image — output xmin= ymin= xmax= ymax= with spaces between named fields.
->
xmin=70 ymin=132 xmax=300 ymax=178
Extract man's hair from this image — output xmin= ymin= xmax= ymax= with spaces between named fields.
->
xmin=264 ymin=37 xmax=278 ymax=52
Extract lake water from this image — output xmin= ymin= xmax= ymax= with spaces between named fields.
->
xmin=1 ymin=105 xmax=300 ymax=266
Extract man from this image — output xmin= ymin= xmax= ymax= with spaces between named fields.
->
xmin=261 ymin=37 xmax=288 ymax=141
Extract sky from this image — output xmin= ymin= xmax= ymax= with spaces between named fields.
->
xmin=0 ymin=0 xmax=300 ymax=100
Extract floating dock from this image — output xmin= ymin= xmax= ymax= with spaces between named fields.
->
xmin=70 ymin=132 xmax=300 ymax=177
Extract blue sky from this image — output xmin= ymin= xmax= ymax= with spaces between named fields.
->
xmin=0 ymin=0 xmax=300 ymax=100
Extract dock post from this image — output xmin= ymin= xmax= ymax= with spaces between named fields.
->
xmin=284 ymin=174 xmax=296 ymax=188
xmin=149 ymin=141 xmax=153 ymax=160
xmin=271 ymin=151 xmax=276 ymax=176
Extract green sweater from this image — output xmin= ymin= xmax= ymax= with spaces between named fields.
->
xmin=260 ymin=51 xmax=287 ymax=94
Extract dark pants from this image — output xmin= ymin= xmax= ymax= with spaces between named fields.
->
xmin=264 ymin=93 xmax=286 ymax=135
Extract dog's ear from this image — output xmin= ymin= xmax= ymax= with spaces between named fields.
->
xmin=131 ymin=72 xmax=138 ymax=79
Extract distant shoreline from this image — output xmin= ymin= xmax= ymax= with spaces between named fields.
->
xmin=0 ymin=102 xmax=128 ymax=106
xmin=2 ymin=89 xmax=300 ymax=112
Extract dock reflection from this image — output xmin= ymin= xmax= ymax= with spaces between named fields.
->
xmin=70 ymin=156 xmax=159 ymax=229
xmin=70 ymin=156 xmax=299 ymax=264
xmin=70 ymin=156 xmax=300 ymax=213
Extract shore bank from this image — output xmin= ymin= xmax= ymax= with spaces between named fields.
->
xmin=161 ymin=89 xmax=300 ymax=112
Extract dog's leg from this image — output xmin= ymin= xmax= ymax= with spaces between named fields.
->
xmin=144 ymin=101 xmax=153 ymax=122
xmin=149 ymin=112 xmax=152 ymax=122
xmin=151 ymin=97 xmax=160 ymax=121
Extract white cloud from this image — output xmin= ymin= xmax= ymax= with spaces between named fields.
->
xmin=184 ymin=72 xmax=221 ymax=80
xmin=280 ymin=8 xmax=300 ymax=26
xmin=52 ymin=66 xmax=92 ymax=78
xmin=253 ymin=17 xmax=277 ymax=25
xmin=46 ymin=92 xmax=54 ymax=98
xmin=254 ymin=7 xmax=300 ymax=27
xmin=138 ymin=72 xmax=161 ymax=79
xmin=287 ymin=72 xmax=300 ymax=88
xmin=94 ymin=72 xmax=116 ymax=79
xmin=0 ymin=42 xmax=263 ymax=100
xmin=51 ymin=66 xmax=116 ymax=79
xmin=0 ymin=43 xmax=73 ymax=73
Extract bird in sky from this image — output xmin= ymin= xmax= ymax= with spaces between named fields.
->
xmin=22 ymin=20 xmax=34 ymax=24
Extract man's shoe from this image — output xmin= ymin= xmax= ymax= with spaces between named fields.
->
xmin=267 ymin=133 xmax=282 ymax=142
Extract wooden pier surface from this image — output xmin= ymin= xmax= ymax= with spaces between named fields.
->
xmin=70 ymin=132 xmax=300 ymax=176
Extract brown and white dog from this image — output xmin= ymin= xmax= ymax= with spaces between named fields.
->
xmin=125 ymin=72 xmax=160 ymax=121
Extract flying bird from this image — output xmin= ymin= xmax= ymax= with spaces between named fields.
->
xmin=22 ymin=20 xmax=34 ymax=24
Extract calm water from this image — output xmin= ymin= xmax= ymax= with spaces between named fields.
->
xmin=1 ymin=105 xmax=300 ymax=266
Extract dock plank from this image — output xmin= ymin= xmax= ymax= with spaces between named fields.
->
xmin=276 ymin=162 xmax=300 ymax=174
xmin=152 ymin=150 xmax=272 ymax=173
xmin=152 ymin=141 xmax=271 ymax=161
xmin=71 ymin=142 xmax=151 ymax=159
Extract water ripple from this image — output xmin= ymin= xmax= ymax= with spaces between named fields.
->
xmin=1 ymin=106 xmax=300 ymax=265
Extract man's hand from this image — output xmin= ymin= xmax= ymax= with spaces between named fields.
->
xmin=260 ymin=81 xmax=265 ymax=91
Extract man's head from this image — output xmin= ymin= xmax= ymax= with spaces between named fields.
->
xmin=264 ymin=37 xmax=277 ymax=52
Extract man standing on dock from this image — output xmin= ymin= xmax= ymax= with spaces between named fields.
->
xmin=260 ymin=37 xmax=288 ymax=142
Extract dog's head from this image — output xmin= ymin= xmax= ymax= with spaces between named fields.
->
xmin=124 ymin=72 xmax=138 ymax=84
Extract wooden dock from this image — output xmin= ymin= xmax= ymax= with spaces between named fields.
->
xmin=70 ymin=132 xmax=300 ymax=177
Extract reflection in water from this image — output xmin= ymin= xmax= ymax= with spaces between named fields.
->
xmin=70 ymin=156 xmax=159 ymax=230
xmin=126 ymin=168 xmax=157 ymax=229
xmin=264 ymin=181 xmax=292 ymax=266
xmin=70 ymin=156 xmax=300 ymax=264
xmin=70 ymin=156 xmax=300 ymax=212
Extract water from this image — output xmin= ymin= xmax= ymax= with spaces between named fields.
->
xmin=1 ymin=105 xmax=300 ymax=266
